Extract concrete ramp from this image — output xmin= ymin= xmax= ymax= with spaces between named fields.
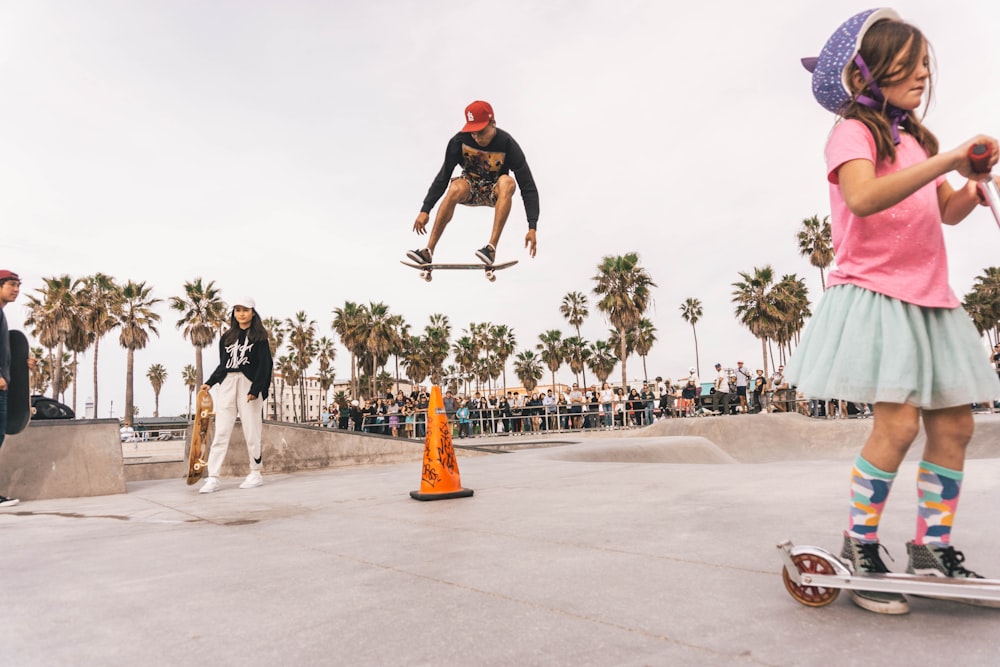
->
xmin=625 ymin=412 xmax=1000 ymax=463
xmin=542 ymin=436 xmax=737 ymax=464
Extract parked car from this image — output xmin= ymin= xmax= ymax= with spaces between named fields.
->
xmin=31 ymin=395 xmax=75 ymax=420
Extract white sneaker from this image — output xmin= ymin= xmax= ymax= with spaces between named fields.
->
xmin=239 ymin=471 xmax=263 ymax=489
xmin=199 ymin=477 xmax=221 ymax=494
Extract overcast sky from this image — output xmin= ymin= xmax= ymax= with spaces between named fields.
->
xmin=4 ymin=0 xmax=1000 ymax=418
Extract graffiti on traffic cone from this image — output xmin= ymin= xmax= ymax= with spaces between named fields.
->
xmin=410 ymin=385 xmax=474 ymax=501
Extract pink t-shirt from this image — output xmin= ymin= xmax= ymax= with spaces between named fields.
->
xmin=825 ymin=119 xmax=955 ymax=308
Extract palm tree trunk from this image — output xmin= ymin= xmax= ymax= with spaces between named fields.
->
xmin=619 ymin=330 xmax=628 ymax=391
xmin=760 ymin=337 xmax=769 ymax=379
xmin=195 ymin=347 xmax=204 ymax=387
xmin=52 ymin=341 xmax=65 ymax=399
xmin=691 ymin=324 xmax=701 ymax=377
xmin=154 ymin=391 xmax=160 ymax=418
xmin=125 ymin=348 xmax=135 ymax=423
xmin=92 ymin=338 xmax=101 ymax=419
xmin=71 ymin=351 xmax=79 ymax=415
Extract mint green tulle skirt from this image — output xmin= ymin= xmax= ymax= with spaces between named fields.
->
xmin=784 ymin=284 xmax=999 ymax=409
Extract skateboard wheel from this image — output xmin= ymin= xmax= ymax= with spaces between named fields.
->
xmin=422 ymin=271 xmax=432 ymax=283
xmin=486 ymin=271 xmax=496 ymax=282
xmin=782 ymin=552 xmax=841 ymax=607
xmin=193 ymin=462 xmax=203 ymax=472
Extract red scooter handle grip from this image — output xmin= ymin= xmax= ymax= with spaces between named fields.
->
xmin=969 ymin=143 xmax=993 ymax=173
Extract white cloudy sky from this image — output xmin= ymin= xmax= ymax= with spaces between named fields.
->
xmin=4 ymin=0 xmax=1000 ymax=418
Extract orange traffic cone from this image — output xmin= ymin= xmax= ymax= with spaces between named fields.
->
xmin=410 ymin=385 xmax=474 ymax=501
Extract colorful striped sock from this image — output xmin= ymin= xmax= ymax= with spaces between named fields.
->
xmin=915 ymin=460 xmax=963 ymax=546
xmin=847 ymin=455 xmax=896 ymax=542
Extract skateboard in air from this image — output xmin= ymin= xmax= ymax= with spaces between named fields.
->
xmin=777 ymin=540 xmax=1000 ymax=608
xmin=5 ymin=331 xmax=31 ymax=435
xmin=400 ymin=259 xmax=518 ymax=283
xmin=185 ymin=388 xmax=214 ymax=485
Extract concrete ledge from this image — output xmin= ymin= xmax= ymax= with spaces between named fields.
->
xmin=0 ymin=419 xmax=127 ymax=500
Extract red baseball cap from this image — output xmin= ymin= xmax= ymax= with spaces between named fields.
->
xmin=0 ymin=270 xmax=19 ymax=282
xmin=461 ymin=100 xmax=494 ymax=132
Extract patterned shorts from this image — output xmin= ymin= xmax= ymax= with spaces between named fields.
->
xmin=454 ymin=175 xmax=498 ymax=208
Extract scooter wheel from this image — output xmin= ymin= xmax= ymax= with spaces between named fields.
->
xmin=782 ymin=552 xmax=841 ymax=607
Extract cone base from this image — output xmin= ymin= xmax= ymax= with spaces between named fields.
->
xmin=409 ymin=488 xmax=474 ymax=501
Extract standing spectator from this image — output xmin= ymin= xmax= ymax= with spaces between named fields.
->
xmin=734 ymin=361 xmax=752 ymax=413
xmin=752 ymin=370 xmax=766 ymax=414
xmin=641 ymin=383 xmax=656 ymax=425
xmin=568 ymin=383 xmax=584 ymax=428
xmin=770 ymin=365 xmax=788 ymax=412
xmin=456 ymin=400 xmax=471 ymax=438
xmin=712 ymin=363 xmax=730 ymax=416
xmin=599 ymin=382 xmax=614 ymax=428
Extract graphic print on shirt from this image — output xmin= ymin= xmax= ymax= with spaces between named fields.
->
xmin=461 ymin=145 xmax=506 ymax=179
xmin=225 ymin=339 xmax=254 ymax=370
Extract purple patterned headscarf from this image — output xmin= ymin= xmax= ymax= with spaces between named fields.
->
xmin=801 ymin=8 xmax=901 ymax=114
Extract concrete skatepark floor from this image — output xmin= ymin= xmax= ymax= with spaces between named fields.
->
xmin=3 ymin=413 xmax=1000 ymax=666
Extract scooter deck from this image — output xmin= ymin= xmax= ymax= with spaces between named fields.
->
xmin=778 ymin=540 xmax=1000 ymax=605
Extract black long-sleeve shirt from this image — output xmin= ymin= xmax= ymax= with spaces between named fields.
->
xmin=421 ymin=128 xmax=540 ymax=228
xmin=205 ymin=329 xmax=273 ymax=399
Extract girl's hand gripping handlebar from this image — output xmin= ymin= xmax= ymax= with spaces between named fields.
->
xmin=968 ymin=143 xmax=1000 ymax=229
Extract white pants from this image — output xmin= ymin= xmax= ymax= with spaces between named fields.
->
xmin=206 ymin=373 xmax=263 ymax=478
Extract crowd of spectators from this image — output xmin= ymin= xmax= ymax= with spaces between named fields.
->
xmin=315 ymin=367 xmax=876 ymax=439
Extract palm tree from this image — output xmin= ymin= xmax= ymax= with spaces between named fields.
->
xmin=587 ymin=339 xmax=618 ymax=384
xmin=286 ymin=311 xmax=317 ymax=418
xmin=490 ymin=324 xmax=517 ymax=393
xmin=770 ymin=274 xmax=811 ymax=365
xmin=560 ymin=291 xmax=589 ymax=388
xmin=797 ymin=214 xmax=834 ymax=291
xmin=24 ymin=274 xmax=82 ymax=400
xmin=263 ymin=317 xmax=286 ymax=419
xmin=182 ymin=364 xmax=197 ymax=417
xmin=402 ymin=335 xmax=432 ymax=389
xmin=423 ymin=314 xmax=452 ymax=385
xmin=593 ymin=253 xmax=655 ymax=390
xmin=632 ymin=317 xmax=657 ymax=383
xmin=79 ymin=273 xmax=121 ymax=419
xmin=536 ymin=329 xmax=563 ymax=392
xmin=276 ymin=353 xmax=300 ymax=421
xmin=359 ymin=303 xmax=399 ymax=397
xmin=315 ymin=335 xmax=337 ymax=410
xmin=29 ymin=345 xmax=49 ymax=395
xmin=679 ymin=297 xmax=703 ymax=377
xmin=732 ymin=266 xmax=781 ymax=378
xmin=452 ymin=336 xmax=476 ymax=395
xmin=117 ymin=281 xmax=162 ymax=422
xmin=146 ymin=363 xmax=168 ymax=417
xmin=562 ymin=335 xmax=591 ymax=386
xmin=63 ymin=318 xmax=90 ymax=415
xmin=513 ymin=350 xmax=544 ymax=393
xmin=964 ymin=267 xmax=1000 ymax=346
xmin=332 ymin=302 xmax=365 ymax=398
xmin=169 ymin=278 xmax=226 ymax=387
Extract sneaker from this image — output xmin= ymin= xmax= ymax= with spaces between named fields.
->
xmin=0 ymin=495 xmax=20 ymax=508
xmin=839 ymin=534 xmax=910 ymax=614
xmin=199 ymin=477 xmax=221 ymax=494
xmin=239 ymin=471 xmax=263 ymax=489
xmin=475 ymin=244 xmax=495 ymax=265
xmin=406 ymin=248 xmax=432 ymax=265
xmin=906 ymin=541 xmax=1000 ymax=607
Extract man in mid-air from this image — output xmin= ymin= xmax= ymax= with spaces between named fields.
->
xmin=408 ymin=100 xmax=539 ymax=266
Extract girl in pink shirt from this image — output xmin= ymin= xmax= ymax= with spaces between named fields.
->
xmin=788 ymin=8 xmax=1000 ymax=615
